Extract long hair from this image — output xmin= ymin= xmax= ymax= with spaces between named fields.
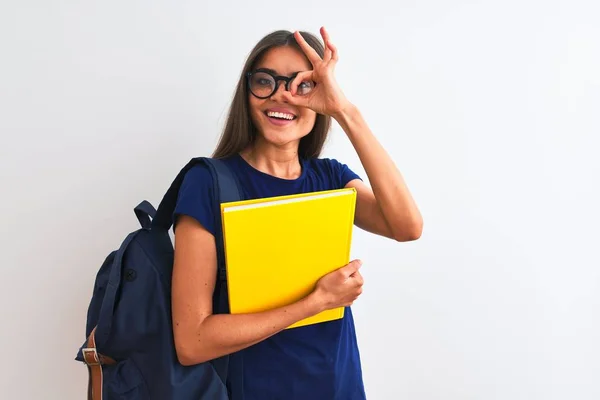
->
xmin=211 ymin=30 xmax=331 ymax=159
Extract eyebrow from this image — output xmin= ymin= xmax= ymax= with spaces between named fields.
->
xmin=256 ymin=67 xmax=301 ymax=77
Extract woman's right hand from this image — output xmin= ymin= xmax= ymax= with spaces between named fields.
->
xmin=312 ymin=259 xmax=364 ymax=310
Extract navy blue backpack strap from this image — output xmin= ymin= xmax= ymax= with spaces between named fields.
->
xmin=151 ymin=155 xmax=243 ymax=313
xmin=152 ymin=157 xmax=241 ymax=229
xmin=151 ymin=157 xmax=244 ymax=395
xmin=151 ymin=157 xmax=205 ymax=231
xmin=203 ymin=158 xmax=245 ymax=400
xmin=152 ymin=157 xmax=242 ymax=267
xmin=203 ymin=158 xmax=243 ymax=286
xmin=202 ymin=158 xmax=245 ymax=398
xmin=151 ymin=156 xmax=243 ymax=313
xmin=134 ymin=200 xmax=156 ymax=229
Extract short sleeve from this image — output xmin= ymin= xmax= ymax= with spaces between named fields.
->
xmin=326 ymin=158 xmax=362 ymax=188
xmin=173 ymin=165 xmax=217 ymax=236
xmin=338 ymin=161 xmax=361 ymax=187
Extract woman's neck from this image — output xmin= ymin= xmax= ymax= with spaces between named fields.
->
xmin=240 ymin=140 xmax=302 ymax=180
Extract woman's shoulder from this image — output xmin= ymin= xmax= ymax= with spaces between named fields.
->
xmin=180 ymin=156 xmax=240 ymax=187
xmin=180 ymin=162 xmax=213 ymax=187
xmin=305 ymin=156 xmax=354 ymax=171
xmin=173 ymin=159 xmax=228 ymax=236
xmin=304 ymin=156 xmax=362 ymax=187
xmin=305 ymin=156 xmax=341 ymax=166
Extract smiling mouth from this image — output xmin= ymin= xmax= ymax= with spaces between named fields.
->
xmin=265 ymin=111 xmax=297 ymax=121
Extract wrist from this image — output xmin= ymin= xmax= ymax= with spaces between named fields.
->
xmin=333 ymin=103 xmax=362 ymax=134
xmin=332 ymin=102 xmax=359 ymax=127
xmin=305 ymin=289 xmax=328 ymax=314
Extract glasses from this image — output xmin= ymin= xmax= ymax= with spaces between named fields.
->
xmin=246 ymin=68 xmax=315 ymax=99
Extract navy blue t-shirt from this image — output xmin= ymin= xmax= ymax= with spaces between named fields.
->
xmin=174 ymin=153 xmax=366 ymax=400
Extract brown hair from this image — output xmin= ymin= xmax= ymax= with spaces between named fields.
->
xmin=211 ymin=30 xmax=331 ymax=159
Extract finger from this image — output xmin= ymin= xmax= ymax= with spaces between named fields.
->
xmin=294 ymin=31 xmax=322 ymax=66
xmin=321 ymin=28 xmax=333 ymax=62
xmin=320 ymin=27 xmax=338 ymax=64
xmin=328 ymin=41 xmax=338 ymax=63
xmin=323 ymin=44 xmax=332 ymax=63
xmin=321 ymin=26 xmax=337 ymax=62
xmin=351 ymin=272 xmax=363 ymax=284
xmin=289 ymin=71 xmax=314 ymax=96
xmin=353 ymin=272 xmax=364 ymax=286
xmin=343 ymin=259 xmax=362 ymax=277
xmin=350 ymin=269 xmax=363 ymax=283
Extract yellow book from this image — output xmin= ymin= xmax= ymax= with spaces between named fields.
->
xmin=220 ymin=187 xmax=357 ymax=329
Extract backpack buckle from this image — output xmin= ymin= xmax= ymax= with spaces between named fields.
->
xmin=82 ymin=347 xmax=100 ymax=366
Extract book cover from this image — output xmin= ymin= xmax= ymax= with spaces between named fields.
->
xmin=220 ymin=188 xmax=357 ymax=329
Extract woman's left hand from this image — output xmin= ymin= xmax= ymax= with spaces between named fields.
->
xmin=283 ymin=27 xmax=352 ymax=119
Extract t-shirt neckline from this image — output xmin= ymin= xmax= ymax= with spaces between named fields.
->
xmin=234 ymin=153 xmax=307 ymax=184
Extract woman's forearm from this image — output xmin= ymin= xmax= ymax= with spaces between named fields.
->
xmin=176 ymin=292 xmax=324 ymax=365
xmin=334 ymin=104 xmax=423 ymax=240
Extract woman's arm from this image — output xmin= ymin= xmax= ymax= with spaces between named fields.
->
xmin=335 ymin=104 xmax=423 ymax=242
xmin=282 ymin=28 xmax=423 ymax=242
xmin=171 ymin=215 xmax=363 ymax=366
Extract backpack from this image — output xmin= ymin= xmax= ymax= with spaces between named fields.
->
xmin=75 ymin=157 xmax=244 ymax=399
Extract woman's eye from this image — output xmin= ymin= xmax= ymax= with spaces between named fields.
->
xmin=256 ymin=78 xmax=273 ymax=86
xmin=297 ymin=81 xmax=314 ymax=94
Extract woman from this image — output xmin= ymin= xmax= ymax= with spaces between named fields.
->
xmin=171 ymin=27 xmax=423 ymax=399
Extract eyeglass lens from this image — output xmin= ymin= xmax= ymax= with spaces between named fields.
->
xmin=248 ymin=71 xmax=314 ymax=98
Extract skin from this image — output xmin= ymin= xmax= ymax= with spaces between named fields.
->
xmin=172 ymin=27 xmax=423 ymax=366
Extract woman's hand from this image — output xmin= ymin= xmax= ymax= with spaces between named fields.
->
xmin=282 ymin=27 xmax=352 ymax=119
xmin=311 ymin=259 xmax=364 ymax=310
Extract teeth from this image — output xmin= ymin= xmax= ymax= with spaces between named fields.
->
xmin=267 ymin=111 xmax=295 ymax=120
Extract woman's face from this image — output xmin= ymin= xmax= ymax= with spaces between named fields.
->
xmin=248 ymin=46 xmax=317 ymax=150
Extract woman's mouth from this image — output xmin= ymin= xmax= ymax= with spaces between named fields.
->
xmin=265 ymin=110 xmax=296 ymax=126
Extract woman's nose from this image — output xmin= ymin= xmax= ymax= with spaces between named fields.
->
xmin=269 ymin=80 xmax=290 ymax=102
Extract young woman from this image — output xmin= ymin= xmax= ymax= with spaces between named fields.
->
xmin=171 ymin=27 xmax=423 ymax=399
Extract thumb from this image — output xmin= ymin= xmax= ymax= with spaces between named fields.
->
xmin=342 ymin=259 xmax=362 ymax=277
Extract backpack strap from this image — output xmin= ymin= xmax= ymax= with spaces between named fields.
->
xmin=202 ymin=158 xmax=243 ymax=286
xmin=134 ymin=200 xmax=156 ymax=229
xmin=81 ymin=326 xmax=116 ymax=400
xmin=151 ymin=157 xmax=207 ymax=231
xmin=196 ymin=158 xmax=244 ymax=393
xmin=152 ymin=157 xmax=243 ymax=284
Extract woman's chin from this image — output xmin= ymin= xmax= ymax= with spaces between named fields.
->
xmin=258 ymin=128 xmax=306 ymax=147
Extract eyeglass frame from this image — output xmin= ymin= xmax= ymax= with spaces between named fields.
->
xmin=246 ymin=68 xmax=312 ymax=99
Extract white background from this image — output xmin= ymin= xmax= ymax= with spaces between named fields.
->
xmin=1 ymin=1 xmax=599 ymax=399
